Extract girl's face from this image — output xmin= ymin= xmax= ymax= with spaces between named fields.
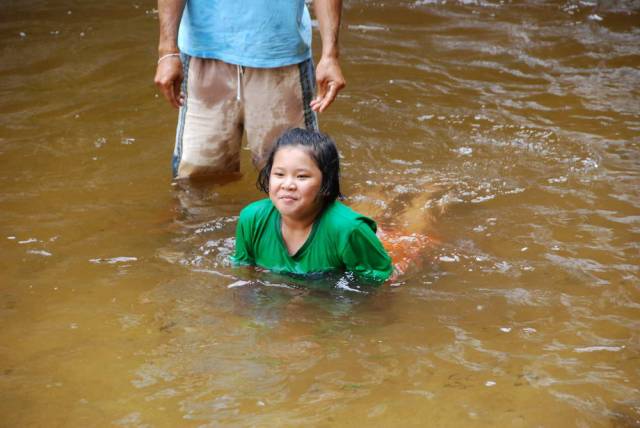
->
xmin=269 ymin=146 xmax=323 ymax=223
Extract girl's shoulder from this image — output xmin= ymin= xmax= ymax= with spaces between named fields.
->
xmin=321 ymin=201 xmax=378 ymax=234
xmin=239 ymin=198 xmax=275 ymax=220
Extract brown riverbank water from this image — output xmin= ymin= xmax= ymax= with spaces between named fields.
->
xmin=1 ymin=0 xmax=639 ymax=426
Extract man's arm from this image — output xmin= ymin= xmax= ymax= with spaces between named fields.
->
xmin=310 ymin=0 xmax=346 ymax=113
xmin=154 ymin=0 xmax=187 ymax=109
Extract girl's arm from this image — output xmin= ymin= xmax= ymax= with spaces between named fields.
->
xmin=230 ymin=211 xmax=255 ymax=266
xmin=341 ymin=223 xmax=393 ymax=283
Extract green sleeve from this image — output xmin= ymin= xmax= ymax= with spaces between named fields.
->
xmin=341 ymin=222 xmax=393 ymax=282
xmin=231 ymin=210 xmax=255 ymax=266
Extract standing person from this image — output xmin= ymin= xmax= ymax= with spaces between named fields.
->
xmin=153 ymin=0 xmax=346 ymax=180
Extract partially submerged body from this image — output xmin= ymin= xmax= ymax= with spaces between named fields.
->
xmin=233 ymin=198 xmax=393 ymax=283
xmin=231 ymin=129 xmax=442 ymax=285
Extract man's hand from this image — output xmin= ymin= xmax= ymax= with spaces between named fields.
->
xmin=155 ymin=0 xmax=186 ymax=108
xmin=154 ymin=55 xmax=184 ymax=109
xmin=312 ymin=0 xmax=344 ymax=113
xmin=310 ymin=56 xmax=345 ymax=113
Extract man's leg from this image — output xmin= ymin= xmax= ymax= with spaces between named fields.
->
xmin=243 ymin=58 xmax=318 ymax=168
xmin=172 ymin=55 xmax=244 ymax=180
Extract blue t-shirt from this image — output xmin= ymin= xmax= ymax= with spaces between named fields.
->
xmin=178 ymin=0 xmax=312 ymax=68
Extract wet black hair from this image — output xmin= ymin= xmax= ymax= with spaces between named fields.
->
xmin=257 ymin=128 xmax=343 ymax=207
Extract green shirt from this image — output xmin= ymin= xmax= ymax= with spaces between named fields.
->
xmin=232 ymin=199 xmax=393 ymax=282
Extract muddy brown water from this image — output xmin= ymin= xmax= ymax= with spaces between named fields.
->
xmin=1 ymin=1 xmax=639 ymax=426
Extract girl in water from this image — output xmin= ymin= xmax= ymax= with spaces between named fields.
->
xmin=232 ymin=128 xmax=437 ymax=283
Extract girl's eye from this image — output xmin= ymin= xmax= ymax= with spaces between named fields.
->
xmin=273 ymin=172 xmax=284 ymax=177
xmin=297 ymin=175 xmax=309 ymax=179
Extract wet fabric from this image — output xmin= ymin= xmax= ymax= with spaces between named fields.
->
xmin=232 ymin=199 xmax=393 ymax=283
xmin=178 ymin=0 xmax=312 ymax=68
xmin=172 ymin=56 xmax=318 ymax=179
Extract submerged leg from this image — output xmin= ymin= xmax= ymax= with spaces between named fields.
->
xmin=396 ymin=183 xmax=449 ymax=235
xmin=377 ymin=182 xmax=450 ymax=276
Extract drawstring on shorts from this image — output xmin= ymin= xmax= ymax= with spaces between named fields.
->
xmin=236 ymin=65 xmax=244 ymax=101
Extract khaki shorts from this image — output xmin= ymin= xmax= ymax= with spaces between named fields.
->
xmin=172 ymin=55 xmax=318 ymax=179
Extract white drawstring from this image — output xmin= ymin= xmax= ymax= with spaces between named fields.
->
xmin=236 ymin=65 xmax=243 ymax=101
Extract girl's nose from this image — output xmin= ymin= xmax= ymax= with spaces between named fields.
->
xmin=282 ymin=176 xmax=296 ymax=189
